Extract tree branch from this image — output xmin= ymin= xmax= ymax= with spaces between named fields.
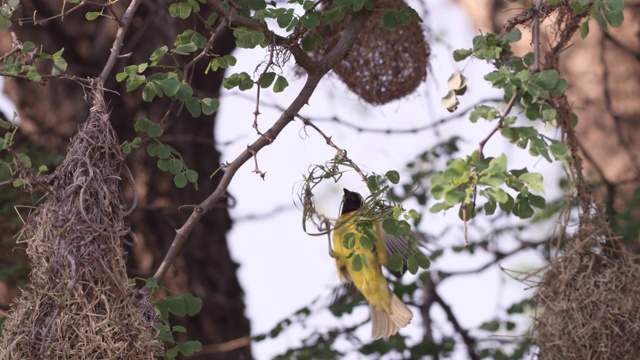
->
xmin=153 ymin=9 xmax=372 ymax=282
xmin=97 ymin=0 xmax=143 ymax=88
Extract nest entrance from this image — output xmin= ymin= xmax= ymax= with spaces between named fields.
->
xmin=0 ymin=92 xmax=161 ymax=359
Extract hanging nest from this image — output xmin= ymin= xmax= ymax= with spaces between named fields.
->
xmin=309 ymin=0 xmax=430 ymax=105
xmin=0 ymin=92 xmax=162 ymax=359
xmin=534 ymin=215 xmax=640 ymax=359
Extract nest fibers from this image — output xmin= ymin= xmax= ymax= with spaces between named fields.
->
xmin=310 ymin=0 xmax=430 ymax=105
xmin=534 ymin=216 xmax=640 ymax=359
xmin=0 ymin=93 xmax=162 ymax=359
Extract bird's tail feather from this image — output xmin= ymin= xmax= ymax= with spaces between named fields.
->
xmin=370 ymin=294 xmax=413 ymax=340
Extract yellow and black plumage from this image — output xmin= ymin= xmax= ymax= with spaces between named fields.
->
xmin=332 ymin=188 xmax=413 ymax=340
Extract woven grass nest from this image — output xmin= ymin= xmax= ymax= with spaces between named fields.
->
xmin=534 ymin=218 xmax=640 ymax=359
xmin=310 ymin=0 xmax=430 ymax=105
xmin=0 ymin=92 xmax=162 ymax=359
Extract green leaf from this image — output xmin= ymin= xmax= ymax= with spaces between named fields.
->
xmin=168 ymin=158 xmax=183 ymax=174
xmin=300 ymin=12 xmax=321 ymax=29
xmin=513 ymin=194 xmax=534 ymax=219
xmin=22 ymin=41 xmax=36 ymax=52
xmin=359 ymin=235 xmax=373 ymax=251
xmin=415 ymin=252 xmax=430 ymax=269
xmin=172 ymin=325 xmax=187 ymax=333
xmin=177 ymin=341 xmax=202 ymax=356
xmin=52 ymin=57 xmax=68 ymax=75
xmin=302 ymin=33 xmax=323 ymax=51
xmin=183 ymin=293 xmax=203 ymax=316
xmin=259 ymin=72 xmax=276 ymax=88
xmin=303 ymin=1 xmax=315 ymax=10
xmin=273 ymin=75 xmax=288 ymax=93
xmin=178 ymin=2 xmax=193 ymax=19
xmin=126 ymin=74 xmax=146 ymax=92
xmin=149 ymin=46 xmax=168 ymax=66
xmin=503 ymin=28 xmax=522 ymax=42
xmin=27 ymin=67 xmax=41 ymax=82
xmin=499 ymin=193 xmax=515 ymax=211
xmin=174 ymin=172 xmax=188 ymax=188
xmin=277 ymin=10 xmax=294 ymax=28
xmin=146 ymin=277 xmax=159 ymax=288
xmin=580 ymin=21 xmax=590 ymax=38
xmin=528 ymin=193 xmax=546 ymax=209
xmin=160 ymin=78 xmax=180 ymax=97
xmin=480 ymin=320 xmax=500 ymax=332
xmin=533 ymin=70 xmax=560 ymax=90
xmin=201 ymin=98 xmax=219 ymax=115
xmin=520 ymin=172 xmax=544 ymax=193
xmin=174 ymin=43 xmax=198 ymax=55
xmin=593 ymin=10 xmax=608 ymax=31
xmin=176 ymin=83 xmax=193 ymax=100
xmin=550 ymin=140 xmax=570 ymax=161
xmin=167 ymin=296 xmax=187 ymax=316
xmin=343 ymin=232 xmax=356 ymax=249
xmin=135 ymin=117 xmax=151 ymax=132
xmin=381 ymin=10 xmax=398 ymax=30
xmin=382 ymin=218 xmax=400 ymax=236
xmin=186 ymin=97 xmax=201 ymax=118
xmin=486 ymin=187 xmax=509 ymax=203
xmin=0 ymin=16 xmax=12 ymax=30
xmin=223 ymin=55 xmax=237 ymax=66
xmin=407 ymin=253 xmax=419 ymax=274
xmin=602 ymin=8 xmax=623 ymax=27
xmin=605 ymin=0 xmax=624 ymax=10
xmin=444 ymin=189 xmax=466 ymax=206
xmin=157 ymin=144 xmax=172 ymax=159
xmin=85 ymin=11 xmax=101 ymax=21
xmin=351 ymin=254 xmax=363 ymax=272
xmin=453 ymin=48 xmax=473 ymax=62
xmin=388 ymin=253 xmax=403 ymax=272
xmin=147 ymin=142 xmax=161 ymax=157
xmin=367 ymin=175 xmax=380 ymax=192
xmin=17 ymin=153 xmax=32 ymax=168
xmin=429 ymin=202 xmax=445 ymax=213
xmin=385 ymin=170 xmax=400 ymax=184
xmin=484 ymin=200 xmax=497 ymax=215
xmin=182 ymin=170 xmax=197 ymax=183
xmin=146 ymin=123 xmax=164 ymax=138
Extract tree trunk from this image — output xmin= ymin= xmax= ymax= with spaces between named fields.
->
xmin=1 ymin=1 xmax=251 ymax=358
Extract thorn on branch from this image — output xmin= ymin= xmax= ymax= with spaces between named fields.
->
xmin=247 ymin=145 xmax=266 ymax=180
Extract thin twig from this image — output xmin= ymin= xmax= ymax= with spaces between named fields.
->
xmin=97 ymin=0 xmax=144 ymax=88
xmin=477 ymin=92 xmax=518 ymax=162
xmin=247 ymin=145 xmax=266 ymax=179
xmin=184 ymin=19 xmax=229 ymax=81
xmin=532 ymin=0 xmax=544 ymax=73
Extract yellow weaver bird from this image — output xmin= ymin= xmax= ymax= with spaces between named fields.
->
xmin=331 ymin=188 xmax=413 ymax=340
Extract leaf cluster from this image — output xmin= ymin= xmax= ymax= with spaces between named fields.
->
xmin=146 ymin=278 xmax=204 ymax=359
xmin=130 ymin=118 xmax=199 ymax=189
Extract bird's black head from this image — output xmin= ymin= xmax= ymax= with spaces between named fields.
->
xmin=341 ymin=188 xmax=364 ymax=215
